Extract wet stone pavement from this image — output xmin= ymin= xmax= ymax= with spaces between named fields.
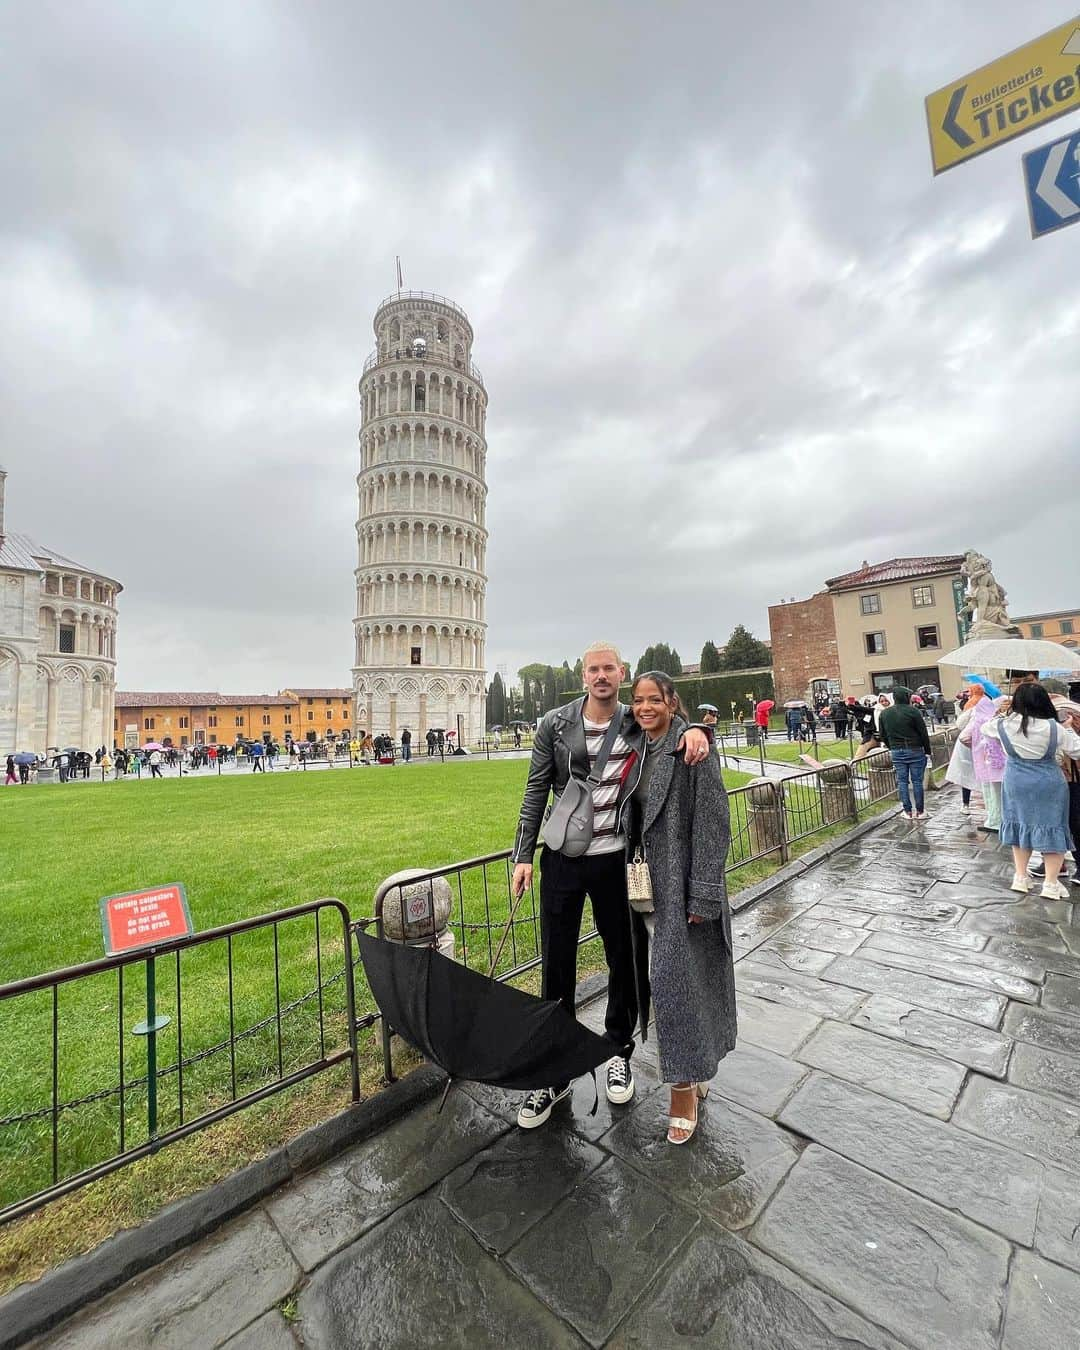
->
xmin=32 ymin=796 xmax=1080 ymax=1348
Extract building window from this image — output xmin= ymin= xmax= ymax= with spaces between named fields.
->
xmin=326 ymin=710 xmax=332 ymax=719
xmin=263 ymin=714 xmax=271 ymax=726
xmin=180 ymin=736 xmax=188 ymax=746
xmin=411 ymin=645 xmax=422 ymax=665
xmin=1031 ymin=623 xmax=1044 ymax=638
xmin=45 ymin=574 xmax=59 ymax=595
xmin=58 ymin=624 xmax=76 ymax=653
xmin=209 ymin=734 xmax=217 ymax=744
xmin=865 ymin=632 xmax=886 ymax=655
xmin=860 ymin=594 xmax=881 ymax=615
xmin=208 ymin=715 xmax=218 ymax=728
xmin=343 ymin=709 xmax=349 ymax=720
xmin=912 ymin=585 xmax=935 ymax=608
xmin=1061 ymin=619 xmax=1074 ymax=635
xmin=179 ymin=717 xmax=189 ymax=729
xmin=326 ymin=697 xmax=332 ymax=705
xmin=307 ymin=697 xmax=313 ymax=705
xmin=308 ymin=711 xmax=314 ymax=721
xmin=284 ymin=714 xmax=291 ymax=725
xmin=235 ymin=716 xmax=244 ymax=727
xmin=144 ymin=717 xmax=154 ymax=730
xmin=917 ymin=624 xmax=940 ymax=650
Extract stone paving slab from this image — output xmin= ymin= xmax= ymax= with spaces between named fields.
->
xmin=505 ymin=1158 xmax=698 ymax=1348
xmin=752 ymin=1145 xmax=1011 ymax=1350
xmin=1004 ymin=1003 xmax=1080 ymax=1055
xmin=733 ymin=991 xmax=821 ymax=1056
xmin=1034 ymin=1167 xmax=1080 ymax=1274
xmin=264 ymin=1089 xmax=509 ymax=1270
xmin=864 ymin=914 xmax=989 ymax=949
xmin=1008 ymin=1040 xmax=1080 ymax=1103
xmin=220 ymin=1311 xmax=300 ymax=1350
xmin=30 ymin=1210 xmax=301 ymax=1350
xmin=822 ymin=956 xmax=1007 ymax=1027
xmin=735 ymin=962 xmax=867 ymax=1020
xmin=862 ymin=929 xmax=1044 ymax=982
xmin=954 ymin=1074 xmax=1080 ymax=1173
xmin=602 ymin=1091 xmax=802 ymax=1231
xmin=608 ymin=1221 xmax=907 ymax=1350
xmin=794 ymin=1019 xmax=967 ymax=1119
xmin=708 ymin=1040 xmax=808 ymax=1117
xmin=441 ymin=1127 xmax=606 ymax=1254
xmin=296 ymin=1195 xmax=584 ymax=1350
xmin=778 ymin=1072 xmax=1042 ymax=1244
xmin=1002 ymin=1250 xmax=1080 ymax=1350
xmin=850 ymin=993 xmax=1013 ymax=1075
xmin=772 ymin=915 xmax=869 ymax=954
xmin=847 ymin=940 xmax=1041 ymax=1002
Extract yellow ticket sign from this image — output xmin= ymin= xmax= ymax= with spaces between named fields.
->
xmin=927 ymin=17 xmax=1080 ymax=174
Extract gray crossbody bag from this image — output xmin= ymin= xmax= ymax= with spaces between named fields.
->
xmin=541 ymin=711 xmax=624 ymax=857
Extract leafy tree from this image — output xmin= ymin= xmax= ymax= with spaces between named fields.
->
xmin=487 ymin=673 xmax=506 ymax=728
xmin=573 ymin=658 xmax=583 ymax=684
xmin=518 ymin=663 xmax=548 ymax=686
xmin=671 ymin=648 xmax=683 ymax=676
xmin=720 ymin=624 xmax=772 ymax=670
xmin=543 ymin=665 xmax=557 ymax=714
xmin=700 ymin=640 xmax=722 ymax=675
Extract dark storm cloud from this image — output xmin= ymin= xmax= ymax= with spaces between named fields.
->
xmin=1 ymin=1 xmax=1077 ymax=690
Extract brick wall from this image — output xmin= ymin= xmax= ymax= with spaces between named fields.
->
xmin=768 ymin=593 xmax=840 ymax=704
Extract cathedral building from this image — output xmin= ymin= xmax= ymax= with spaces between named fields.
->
xmin=0 ymin=469 xmax=121 ymax=753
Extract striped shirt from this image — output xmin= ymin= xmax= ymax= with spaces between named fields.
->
xmin=582 ymin=715 xmax=636 ymax=855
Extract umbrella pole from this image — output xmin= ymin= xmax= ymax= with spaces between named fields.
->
xmin=437 ymin=1076 xmax=454 ymax=1114
xmin=487 ymin=885 xmax=529 ymax=980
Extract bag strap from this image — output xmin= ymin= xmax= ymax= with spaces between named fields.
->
xmin=585 ymin=707 xmax=625 ymax=786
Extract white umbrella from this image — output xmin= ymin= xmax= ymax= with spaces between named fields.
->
xmin=938 ymin=638 xmax=1080 ymax=671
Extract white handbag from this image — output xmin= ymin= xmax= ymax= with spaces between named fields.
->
xmin=626 ymin=845 xmax=655 ymax=914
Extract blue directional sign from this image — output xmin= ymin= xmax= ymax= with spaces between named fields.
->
xmin=1023 ymin=130 xmax=1080 ymax=238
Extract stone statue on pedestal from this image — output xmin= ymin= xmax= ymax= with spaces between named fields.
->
xmin=962 ymin=550 xmax=1021 ymax=640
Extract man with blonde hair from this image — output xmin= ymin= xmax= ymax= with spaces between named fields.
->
xmin=511 ymin=642 xmax=710 ymax=1128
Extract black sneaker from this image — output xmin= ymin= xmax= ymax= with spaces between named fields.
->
xmin=517 ymin=1083 xmax=571 ymax=1129
xmin=605 ymin=1056 xmax=635 ymax=1105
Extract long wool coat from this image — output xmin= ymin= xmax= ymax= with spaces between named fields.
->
xmin=629 ymin=729 xmax=737 ymax=1083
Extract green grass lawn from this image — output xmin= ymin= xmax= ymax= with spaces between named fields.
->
xmin=716 ymin=736 xmax=859 ymax=766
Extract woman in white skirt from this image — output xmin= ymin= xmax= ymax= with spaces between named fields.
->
xmin=946 ymin=684 xmax=979 ymax=812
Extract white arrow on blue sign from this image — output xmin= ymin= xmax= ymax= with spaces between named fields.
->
xmin=1022 ymin=129 xmax=1080 ymax=238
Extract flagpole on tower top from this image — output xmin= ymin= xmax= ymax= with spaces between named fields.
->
xmin=395 ymin=256 xmax=403 ymax=290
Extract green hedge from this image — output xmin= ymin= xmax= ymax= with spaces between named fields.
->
xmin=557 ymin=668 xmax=774 ymax=721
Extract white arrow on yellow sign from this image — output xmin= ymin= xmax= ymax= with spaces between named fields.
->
xmin=927 ymin=17 xmax=1080 ymax=174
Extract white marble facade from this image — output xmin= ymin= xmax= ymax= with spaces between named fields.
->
xmin=352 ymin=293 xmax=487 ymax=742
xmin=0 ymin=470 xmax=121 ymax=755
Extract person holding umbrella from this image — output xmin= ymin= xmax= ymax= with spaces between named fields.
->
xmin=754 ymin=698 xmax=774 ymax=742
xmin=626 ymin=670 xmax=735 ymax=1144
xmin=510 ymin=641 xmax=710 ymax=1130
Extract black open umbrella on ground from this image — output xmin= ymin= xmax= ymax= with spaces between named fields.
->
xmin=355 ymin=928 xmax=615 ymax=1098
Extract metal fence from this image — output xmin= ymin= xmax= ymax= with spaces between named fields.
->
xmin=0 ymin=901 xmax=359 ymax=1225
xmin=0 ymin=736 xmax=955 ymax=1224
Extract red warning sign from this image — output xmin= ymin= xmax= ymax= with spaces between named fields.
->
xmin=100 ymin=884 xmax=194 ymax=955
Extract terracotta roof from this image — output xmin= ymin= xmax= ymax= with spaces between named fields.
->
xmin=825 ymin=555 xmax=965 ymax=591
xmin=116 ymin=692 xmax=298 ymax=708
xmin=1012 ymin=609 xmax=1080 ymax=623
xmin=281 ymin=687 xmax=353 ymax=698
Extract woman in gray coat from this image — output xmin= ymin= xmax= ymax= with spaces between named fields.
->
xmin=623 ymin=671 xmax=736 ymax=1144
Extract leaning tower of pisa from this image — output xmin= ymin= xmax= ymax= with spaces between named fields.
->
xmin=353 ymin=291 xmax=488 ymax=744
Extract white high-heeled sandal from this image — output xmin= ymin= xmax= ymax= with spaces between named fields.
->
xmin=667 ymin=1083 xmax=709 ymax=1145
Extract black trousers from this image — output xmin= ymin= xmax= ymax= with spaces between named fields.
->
xmin=539 ymin=845 xmax=636 ymax=1057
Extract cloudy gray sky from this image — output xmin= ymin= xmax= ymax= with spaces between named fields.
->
xmin=2 ymin=2 xmax=1077 ymax=691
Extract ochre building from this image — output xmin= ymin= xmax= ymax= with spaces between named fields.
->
xmin=770 ymin=555 xmax=967 ymax=704
xmin=114 ymin=687 xmax=354 ymax=748
xmin=1011 ymin=609 xmax=1080 ymax=652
